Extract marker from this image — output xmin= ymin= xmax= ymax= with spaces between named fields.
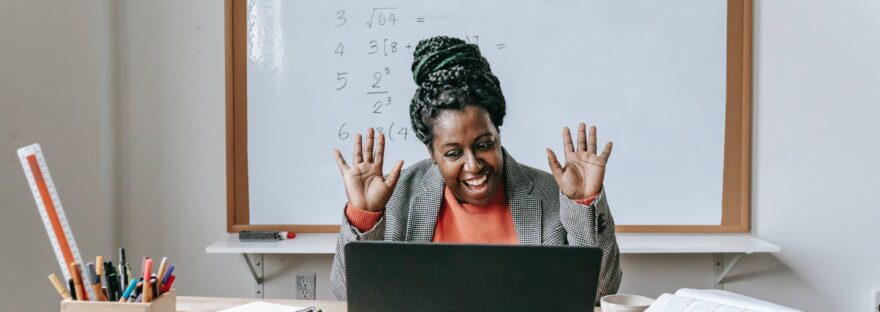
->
xmin=142 ymin=258 xmax=153 ymax=302
xmin=96 ymin=256 xmax=104 ymax=275
xmin=160 ymin=275 xmax=175 ymax=293
xmin=87 ymin=262 xmax=106 ymax=301
xmin=103 ymin=262 xmax=119 ymax=301
xmin=119 ymin=277 xmax=137 ymax=302
xmin=150 ymin=276 xmax=158 ymax=298
xmin=48 ymin=273 xmax=71 ymax=300
xmin=161 ymin=264 xmax=175 ymax=286
xmin=124 ymin=263 xmax=134 ymax=289
xmin=68 ymin=279 xmax=77 ymax=300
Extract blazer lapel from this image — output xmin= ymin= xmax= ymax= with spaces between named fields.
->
xmin=503 ymin=150 xmax=543 ymax=245
xmin=406 ymin=164 xmax=444 ymax=242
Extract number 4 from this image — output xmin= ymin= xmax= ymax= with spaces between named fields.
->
xmin=335 ymin=43 xmax=345 ymax=57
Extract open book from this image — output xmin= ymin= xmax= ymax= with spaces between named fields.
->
xmin=645 ymin=289 xmax=802 ymax=312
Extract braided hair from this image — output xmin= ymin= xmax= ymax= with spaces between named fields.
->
xmin=409 ymin=36 xmax=506 ymax=147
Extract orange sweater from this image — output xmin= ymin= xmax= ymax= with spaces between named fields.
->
xmin=345 ymin=188 xmax=597 ymax=244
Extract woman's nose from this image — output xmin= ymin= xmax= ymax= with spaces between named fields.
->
xmin=464 ymin=152 xmax=482 ymax=172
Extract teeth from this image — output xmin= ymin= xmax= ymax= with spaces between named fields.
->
xmin=464 ymin=175 xmax=487 ymax=186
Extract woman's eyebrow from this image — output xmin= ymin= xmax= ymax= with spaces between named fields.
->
xmin=475 ymin=133 xmax=493 ymax=140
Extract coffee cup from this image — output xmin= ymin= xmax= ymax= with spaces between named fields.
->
xmin=599 ymin=294 xmax=654 ymax=312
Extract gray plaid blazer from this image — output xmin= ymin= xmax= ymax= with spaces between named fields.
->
xmin=330 ymin=149 xmax=622 ymax=301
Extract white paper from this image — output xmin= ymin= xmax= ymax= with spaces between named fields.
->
xmin=675 ymin=289 xmax=801 ymax=312
xmin=646 ymin=290 xmax=801 ymax=312
xmin=645 ymin=294 xmax=751 ymax=312
xmin=219 ymin=301 xmax=306 ymax=312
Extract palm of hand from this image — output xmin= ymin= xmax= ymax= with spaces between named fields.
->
xmin=341 ymin=162 xmax=393 ymax=211
xmin=547 ymin=124 xmax=612 ymax=200
xmin=334 ymin=128 xmax=404 ymax=212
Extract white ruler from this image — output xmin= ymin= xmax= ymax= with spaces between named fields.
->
xmin=18 ymin=144 xmax=96 ymax=301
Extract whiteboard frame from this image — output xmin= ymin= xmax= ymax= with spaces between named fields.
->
xmin=225 ymin=0 xmax=753 ymax=233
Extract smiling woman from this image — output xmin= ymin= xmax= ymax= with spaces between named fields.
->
xmin=330 ymin=36 xmax=622 ymax=302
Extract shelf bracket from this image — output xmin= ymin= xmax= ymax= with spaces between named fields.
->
xmin=713 ymin=253 xmax=743 ymax=289
xmin=242 ymin=253 xmax=264 ymax=298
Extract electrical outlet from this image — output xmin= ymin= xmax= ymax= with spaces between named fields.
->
xmin=295 ymin=272 xmax=316 ymax=300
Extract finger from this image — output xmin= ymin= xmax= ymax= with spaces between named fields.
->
xmin=577 ymin=123 xmax=587 ymax=152
xmin=375 ymin=132 xmax=386 ymax=168
xmin=599 ymin=141 xmax=613 ymax=160
xmin=364 ymin=128 xmax=375 ymax=163
xmin=546 ymin=148 xmax=564 ymax=180
xmin=353 ymin=133 xmax=363 ymax=163
xmin=385 ymin=160 xmax=405 ymax=189
xmin=588 ymin=125 xmax=598 ymax=154
xmin=334 ymin=149 xmax=350 ymax=173
xmin=562 ymin=127 xmax=575 ymax=155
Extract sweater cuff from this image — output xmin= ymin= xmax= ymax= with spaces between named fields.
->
xmin=345 ymin=203 xmax=384 ymax=232
xmin=574 ymin=193 xmax=600 ymax=206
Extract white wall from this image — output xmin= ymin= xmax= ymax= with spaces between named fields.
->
xmin=115 ymin=1 xmax=880 ymax=310
xmin=2 ymin=0 xmax=878 ymax=311
xmin=0 ymin=1 xmax=117 ymax=311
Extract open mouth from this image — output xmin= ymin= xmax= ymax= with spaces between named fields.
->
xmin=462 ymin=174 xmax=489 ymax=193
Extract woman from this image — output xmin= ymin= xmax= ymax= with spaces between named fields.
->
xmin=330 ymin=36 xmax=621 ymax=300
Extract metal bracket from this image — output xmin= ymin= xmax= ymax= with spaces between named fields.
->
xmin=713 ymin=253 xmax=744 ymax=289
xmin=242 ymin=254 xmax=264 ymax=298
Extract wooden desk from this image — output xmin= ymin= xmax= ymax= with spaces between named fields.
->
xmin=176 ymin=296 xmax=602 ymax=311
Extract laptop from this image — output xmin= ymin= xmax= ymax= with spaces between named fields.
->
xmin=345 ymin=242 xmax=602 ymax=312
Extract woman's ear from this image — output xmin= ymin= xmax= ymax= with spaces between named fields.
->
xmin=426 ymin=145 xmax=437 ymax=164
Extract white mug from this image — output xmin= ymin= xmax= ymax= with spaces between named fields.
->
xmin=600 ymin=294 xmax=655 ymax=312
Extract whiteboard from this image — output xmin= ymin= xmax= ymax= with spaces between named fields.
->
xmin=245 ymin=0 xmax=728 ymax=226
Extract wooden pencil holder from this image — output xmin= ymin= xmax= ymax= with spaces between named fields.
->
xmin=60 ymin=290 xmax=176 ymax=312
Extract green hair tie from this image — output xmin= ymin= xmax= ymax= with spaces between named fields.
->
xmin=412 ymin=43 xmax=487 ymax=85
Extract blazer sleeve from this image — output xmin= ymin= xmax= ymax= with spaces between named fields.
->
xmin=329 ymin=206 xmax=387 ymax=300
xmin=558 ymin=189 xmax=622 ymax=300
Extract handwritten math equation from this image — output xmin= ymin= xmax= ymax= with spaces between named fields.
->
xmin=331 ymin=7 xmax=506 ymax=142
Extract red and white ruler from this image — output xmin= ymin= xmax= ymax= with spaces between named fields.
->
xmin=18 ymin=144 xmax=96 ymax=300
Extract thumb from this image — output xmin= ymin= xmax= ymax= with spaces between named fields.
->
xmin=546 ymin=148 xmax=564 ymax=184
xmin=385 ymin=160 xmax=405 ymax=189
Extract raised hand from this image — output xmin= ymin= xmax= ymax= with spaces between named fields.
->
xmin=334 ymin=128 xmax=404 ymax=212
xmin=546 ymin=123 xmax=613 ymax=200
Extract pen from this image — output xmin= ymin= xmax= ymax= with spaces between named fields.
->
xmin=118 ymin=248 xmax=128 ymax=290
xmin=69 ymin=263 xmax=85 ymax=301
xmin=142 ymin=258 xmax=153 ymax=302
xmin=48 ymin=273 xmax=71 ymax=300
xmin=68 ymin=278 xmax=77 ymax=300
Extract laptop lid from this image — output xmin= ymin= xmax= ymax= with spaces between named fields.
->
xmin=345 ymin=242 xmax=601 ymax=312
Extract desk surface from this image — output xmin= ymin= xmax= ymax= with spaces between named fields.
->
xmin=206 ymin=233 xmax=780 ymax=254
xmin=176 ymin=296 xmax=602 ymax=311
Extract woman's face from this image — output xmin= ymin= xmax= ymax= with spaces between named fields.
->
xmin=429 ymin=106 xmax=504 ymax=205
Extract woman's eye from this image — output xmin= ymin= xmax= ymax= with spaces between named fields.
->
xmin=445 ymin=150 xmax=462 ymax=158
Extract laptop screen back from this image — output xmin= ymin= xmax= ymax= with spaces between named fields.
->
xmin=345 ymin=242 xmax=601 ymax=312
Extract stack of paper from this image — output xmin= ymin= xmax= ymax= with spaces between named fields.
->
xmin=645 ymin=289 xmax=801 ymax=312
xmin=219 ymin=301 xmax=307 ymax=312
